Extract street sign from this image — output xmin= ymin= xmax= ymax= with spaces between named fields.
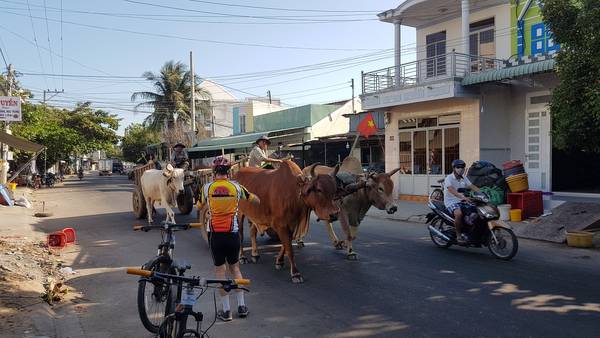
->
xmin=0 ymin=96 xmax=21 ymax=122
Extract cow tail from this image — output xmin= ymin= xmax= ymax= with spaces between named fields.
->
xmin=293 ymin=209 xmax=311 ymax=240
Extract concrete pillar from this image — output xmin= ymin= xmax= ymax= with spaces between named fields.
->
xmin=394 ymin=20 xmax=402 ymax=86
xmin=461 ymin=0 xmax=470 ymax=54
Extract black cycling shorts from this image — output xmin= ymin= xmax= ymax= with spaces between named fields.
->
xmin=208 ymin=232 xmax=240 ymax=266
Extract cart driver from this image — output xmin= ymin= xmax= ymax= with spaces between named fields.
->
xmin=171 ymin=143 xmax=189 ymax=170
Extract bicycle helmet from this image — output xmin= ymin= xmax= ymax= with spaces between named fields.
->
xmin=451 ymin=159 xmax=466 ymax=168
xmin=212 ymin=156 xmax=230 ymax=169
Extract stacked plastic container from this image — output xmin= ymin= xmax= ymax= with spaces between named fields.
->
xmin=503 ymin=160 xmax=528 ymax=193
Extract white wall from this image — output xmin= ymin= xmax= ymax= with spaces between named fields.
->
xmin=311 ymin=98 xmax=361 ymax=139
xmin=385 ymin=97 xmax=480 ymax=196
xmin=416 ymin=4 xmax=511 ymax=60
xmin=211 ymin=100 xmax=237 ymax=137
xmin=479 ymin=84 xmax=512 ymax=167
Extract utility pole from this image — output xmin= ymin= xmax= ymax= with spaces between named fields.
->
xmin=351 ymin=78 xmax=355 ymax=114
xmin=267 ymin=90 xmax=272 ymax=104
xmin=0 ymin=64 xmax=14 ymax=184
xmin=43 ymin=89 xmax=64 ymax=103
xmin=189 ymin=51 xmax=196 ymax=141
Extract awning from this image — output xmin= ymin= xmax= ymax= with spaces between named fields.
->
xmin=0 ymin=131 xmax=45 ymax=153
xmin=188 ymin=128 xmax=307 ymax=155
xmin=461 ymin=59 xmax=556 ymax=86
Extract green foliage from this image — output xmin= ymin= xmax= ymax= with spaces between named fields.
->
xmin=131 ymin=60 xmax=212 ymax=131
xmin=11 ymin=102 xmax=120 ymax=170
xmin=541 ymin=0 xmax=600 ymax=152
xmin=121 ymin=123 xmax=160 ymax=163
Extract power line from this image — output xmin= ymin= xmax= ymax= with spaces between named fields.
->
xmin=60 ymin=0 xmax=64 ymax=89
xmin=0 ymin=46 xmax=7 ymax=69
xmin=25 ymin=0 xmax=48 ymax=88
xmin=186 ymin=0 xmax=380 ymax=13
xmin=4 ymin=10 xmax=384 ymax=51
xmin=42 ymin=0 xmax=56 ymax=89
xmin=123 ymin=0 xmax=377 ymax=22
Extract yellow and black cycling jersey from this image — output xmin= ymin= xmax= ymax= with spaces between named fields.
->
xmin=200 ymin=179 xmax=255 ymax=233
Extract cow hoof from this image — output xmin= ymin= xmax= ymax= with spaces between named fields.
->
xmin=291 ymin=273 xmax=304 ymax=284
xmin=346 ymin=253 xmax=358 ymax=260
xmin=250 ymin=255 xmax=260 ymax=264
xmin=296 ymin=241 xmax=305 ymax=249
xmin=239 ymin=256 xmax=249 ymax=265
xmin=334 ymin=241 xmax=345 ymax=250
xmin=275 ymin=262 xmax=284 ymax=270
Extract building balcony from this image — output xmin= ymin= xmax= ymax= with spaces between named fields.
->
xmin=361 ymin=52 xmax=504 ymax=109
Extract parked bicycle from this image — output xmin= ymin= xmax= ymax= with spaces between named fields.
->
xmin=429 ymin=178 xmax=444 ymax=201
xmin=127 ymin=268 xmax=250 ymax=338
xmin=133 ymin=222 xmax=202 ymax=334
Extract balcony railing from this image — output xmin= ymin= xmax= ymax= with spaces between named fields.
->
xmin=362 ymin=52 xmax=505 ymax=94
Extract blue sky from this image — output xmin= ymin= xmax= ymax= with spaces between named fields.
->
xmin=0 ymin=0 xmax=415 ymax=134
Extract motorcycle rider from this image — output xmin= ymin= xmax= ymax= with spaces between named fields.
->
xmin=443 ymin=159 xmax=480 ymax=244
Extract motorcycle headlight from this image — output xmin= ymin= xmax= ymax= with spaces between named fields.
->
xmin=477 ymin=205 xmax=498 ymax=219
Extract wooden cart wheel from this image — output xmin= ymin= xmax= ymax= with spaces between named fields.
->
xmin=177 ymin=186 xmax=194 ymax=215
xmin=132 ymin=185 xmax=147 ymax=219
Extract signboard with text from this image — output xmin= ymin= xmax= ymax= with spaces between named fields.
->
xmin=510 ymin=1 xmax=560 ymax=58
xmin=0 ymin=96 xmax=21 ymax=122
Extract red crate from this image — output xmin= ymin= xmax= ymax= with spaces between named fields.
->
xmin=62 ymin=228 xmax=76 ymax=245
xmin=507 ymin=191 xmax=543 ymax=218
xmin=47 ymin=232 xmax=67 ymax=249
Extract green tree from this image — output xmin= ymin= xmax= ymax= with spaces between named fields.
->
xmin=0 ymin=74 xmax=32 ymax=100
xmin=131 ymin=60 xmax=212 ymax=132
xmin=541 ymin=0 xmax=600 ymax=152
xmin=121 ymin=123 xmax=160 ymax=163
xmin=11 ymin=102 xmax=120 ymax=171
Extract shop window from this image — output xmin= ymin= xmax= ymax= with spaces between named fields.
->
xmin=439 ymin=113 xmax=460 ymax=125
xmin=444 ymin=128 xmax=460 ymax=174
xmin=399 ymin=132 xmax=412 ymax=174
xmin=428 ymin=129 xmax=443 ymax=175
xmin=418 ymin=117 xmax=438 ymax=128
xmin=399 ymin=119 xmax=417 ymax=129
xmin=413 ymin=131 xmax=427 ymax=174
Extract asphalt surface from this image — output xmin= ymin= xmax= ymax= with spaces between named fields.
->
xmin=32 ymin=175 xmax=600 ymax=338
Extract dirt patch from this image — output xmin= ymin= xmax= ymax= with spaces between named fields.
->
xmin=0 ymin=236 xmax=68 ymax=336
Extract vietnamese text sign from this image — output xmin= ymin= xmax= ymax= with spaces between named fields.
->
xmin=0 ymin=96 xmax=21 ymax=122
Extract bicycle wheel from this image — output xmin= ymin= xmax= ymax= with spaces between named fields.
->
xmin=137 ymin=260 xmax=173 ymax=333
xmin=158 ymin=313 xmax=189 ymax=338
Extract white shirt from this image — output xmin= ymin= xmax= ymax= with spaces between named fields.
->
xmin=248 ymin=145 xmax=269 ymax=167
xmin=443 ymin=173 xmax=472 ymax=208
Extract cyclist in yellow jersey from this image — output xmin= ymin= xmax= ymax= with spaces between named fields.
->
xmin=200 ymin=156 xmax=259 ymax=321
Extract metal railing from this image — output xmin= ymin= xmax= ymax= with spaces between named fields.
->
xmin=362 ymin=52 xmax=505 ymax=94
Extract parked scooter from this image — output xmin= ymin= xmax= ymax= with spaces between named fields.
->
xmin=78 ymin=169 xmax=84 ymax=180
xmin=426 ymin=189 xmax=518 ymax=260
xmin=42 ymin=173 xmax=56 ymax=188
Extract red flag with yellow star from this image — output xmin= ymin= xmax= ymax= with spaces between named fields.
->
xmin=357 ymin=112 xmax=377 ymax=138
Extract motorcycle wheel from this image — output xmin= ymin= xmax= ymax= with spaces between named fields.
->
xmin=429 ymin=218 xmax=453 ymax=248
xmin=488 ymin=227 xmax=518 ymax=260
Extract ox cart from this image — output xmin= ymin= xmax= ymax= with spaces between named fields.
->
xmin=131 ymin=162 xmax=200 ymax=219
xmin=132 ymin=157 xmax=248 ymax=221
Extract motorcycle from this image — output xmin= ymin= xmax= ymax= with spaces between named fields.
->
xmin=426 ymin=189 xmax=518 ymax=260
xmin=78 ymin=170 xmax=84 ymax=180
xmin=43 ymin=173 xmax=56 ymax=188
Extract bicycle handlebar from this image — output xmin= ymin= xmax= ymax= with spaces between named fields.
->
xmin=133 ymin=222 xmax=204 ymax=232
xmin=126 ymin=268 xmax=250 ymax=287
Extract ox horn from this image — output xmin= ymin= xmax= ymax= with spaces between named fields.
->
xmin=331 ymin=164 xmax=340 ymax=177
xmin=307 ymin=163 xmax=319 ymax=178
xmin=386 ymin=167 xmax=401 ymax=177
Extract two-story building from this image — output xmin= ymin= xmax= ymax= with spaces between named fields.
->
xmin=362 ymin=0 xmax=560 ymax=199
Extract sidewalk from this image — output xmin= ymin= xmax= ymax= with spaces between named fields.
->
xmin=0 ymin=187 xmax=61 ymax=338
xmin=366 ymin=200 xmax=430 ymax=223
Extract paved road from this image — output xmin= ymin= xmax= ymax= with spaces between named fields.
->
xmin=33 ymin=175 xmax=600 ymax=338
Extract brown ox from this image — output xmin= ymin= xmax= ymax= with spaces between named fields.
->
xmin=302 ymin=162 xmax=400 ymax=259
xmin=234 ymin=160 xmax=340 ymax=283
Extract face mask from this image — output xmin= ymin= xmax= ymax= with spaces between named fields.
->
xmin=455 ymin=168 xmax=465 ymax=176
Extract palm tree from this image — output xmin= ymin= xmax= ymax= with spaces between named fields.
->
xmin=131 ymin=61 xmax=212 ymax=132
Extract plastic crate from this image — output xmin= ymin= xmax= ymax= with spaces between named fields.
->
xmin=62 ymin=228 xmax=76 ymax=245
xmin=48 ymin=232 xmax=67 ymax=249
xmin=507 ymin=191 xmax=543 ymax=218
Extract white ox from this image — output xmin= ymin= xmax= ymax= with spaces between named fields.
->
xmin=140 ymin=164 xmax=186 ymax=224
